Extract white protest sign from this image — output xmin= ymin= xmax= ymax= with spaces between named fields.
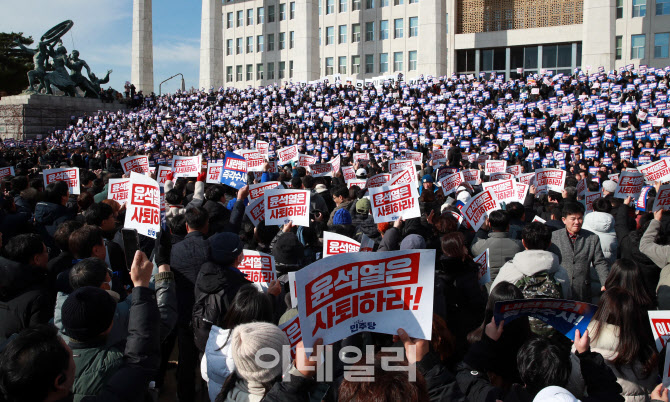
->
xmin=474 ymin=249 xmax=491 ymax=285
xmin=367 ymin=173 xmax=391 ymax=188
xmin=256 ymin=140 xmax=269 ymax=157
xmin=489 ymin=172 xmax=514 ymax=182
xmin=309 ymin=163 xmax=333 ymax=177
xmin=389 ymin=160 xmax=414 ymax=174
xmin=323 ymin=231 xmax=361 ymax=258
xmin=347 ymin=179 xmax=367 ymax=189
xmin=614 ymin=171 xmax=644 ymax=199
xmin=535 ymin=168 xmax=566 ymax=193
xmin=171 ymin=155 xmax=201 ymax=178
xmin=369 ymin=182 xmax=420 ymax=223
xmin=245 ymin=197 xmax=265 ymax=226
xmin=237 ymin=149 xmax=265 ymax=172
xmin=389 ymin=169 xmax=416 ymax=186
xmin=342 ymin=166 xmax=356 ymax=182
xmin=506 ymin=165 xmax=522 ymax=177
xmin=279 ymin=314 xmax=302 ymax=360
xmin=0 ymin=166 xmax=15 ymax=179
xmin=298 ymin=154 xmax=317 ymax=169
xmin=462 ymin=190 xmax=498 ymax=232
xmin=360 ymin=234 xmax=375 ymax=252
xmin=517 ymin=173 xmax=535 ymax=186
xmin=485 ymin=160 xmax=507 ymax=176
xmin=649 ymin=311 xmax=670 ymax=387
xmin=295 ymin=249 xmax=436 ymax=349
xmin=584 ymin=190 xmax=602 ymax=213
xmin=330 ymin=154 xmax=341 ymax=175
xmin=482 ymin=179 xmax=516 ymax=205
xmin=236 ymin=250 xmax=277 ymax=291
xmin=439 ymin=172 xmax=464 ymax=196
xmin=638 ymin=159 xmax=670 ymax=183
xmin=43 ymin=168 xmax=80 ymax=195
xmin=249 ymin=181 xmax=282 ymax=202
xmin=532 ymin=215 xmax=547 ymax=223
xmin=156 ymin=166 xmax=172 ymax=187
xmin=405 ymin=150 xmax=423 ymax=165
xmin=277 ymin=145 xmax=299 ymax=165
xmin=120 ymin=155 xmax=150 ymax=175
xmin=124 ymin=172 xmax=160 ymax=238
xmin=653 ymin=184 xmax=670 ymax=211
xmin=264 ymin=189 xmax=310 ymax=227
xmin=462 ymin=169 xmax=481 ymax=185
xmin=515 ymin=182 xmax=530 ymax=203
xmin=206 ymin=162 xmax=223 ymax=184
xmin=108 ymin=178 xmax=130 ymax=204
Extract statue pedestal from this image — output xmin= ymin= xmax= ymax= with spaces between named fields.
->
xmin=0 ymin=94 xmax=128 ymax=140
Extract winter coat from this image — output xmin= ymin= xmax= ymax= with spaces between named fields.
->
xmin=327 ymin=199 xmax=355 ymax=226
xmin=0 ymin=257 xmax=54 ymax=341
xmin=201 ymin=326 xmax=236 ymax=402
xmin=377 ymin=227 xmax=402 ymax=252
xmin=491 ymin=249 xmax=572 ymax=299
xmin=353 ymin=213 xmax=381 ymax=245
xmin=164 ymin=179 xmax=205 ymax=219
xmin=170 ymin=231 xmax=211 ymax=323
xmin=639 ymin=219 xmax=670 ymax=308
xmin=548 ymin=229 xmax=610 ymax=302
xmin=583 ymin=211 xmax=618 ymax=265
xmin=470 ymin=231 xmax=524 ymax=281
xmin=34 ymin=201 xmax=75 ymax=239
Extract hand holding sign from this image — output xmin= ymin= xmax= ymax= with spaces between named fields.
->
xmin=573 ymin=329 xmax=590 ymax=354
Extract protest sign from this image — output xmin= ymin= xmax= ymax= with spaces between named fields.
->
xmin=482 ymin=179 xmax=516 ymax=205
xmin=331 ymin=154 xmax=341 ymax=175
xmin=309 ymin=163 xmax=333 ymax=177
xmin=347 ymin=179 xmax=367 ymax=189
xmin=353 ymin=152 xmax=370 ymax=163
xmin=360 ymin=234 xmax=374 ymax=252
xmin=264 ymin=189 xmax=310 ymax=227
xmin=172 ymin=155 xmax=201 ymax=178
xmin=494 ymin=299 xmax=598 ymax=341
xmin=279 ymin=314 xmax=302 ymax=360
xmin=405 ymin=150 xmax=423 ymax=165
xmin=637 ymin=186 xmax=653 ymax=212
xmin=342 ymin=166 xmax=356 ymax=182
xmin=439 ymin=172 xmax=464 ymax=196
xmin=369 ymin=182 xmax=420 ymax=223
xmin=124 ymin=172 xmax=160 ymax=238
xmin=506 ymin=165 xmax=522 ymax=177
xmin=277 ymin=145 xmax=299 ymax=165
xmin=653 ymin=184 xmax=670 ymax=211
xmin=485 ymin=160 xmax=507 ymax=176
xmin=390 ymin=169 xmax=415 ymax=186
xmin=245 ymin=197 xmax=265 ymax=226
xmin=515 ymin=182 xmax=529 ymax=203
xmin=462 ymin=169 xmax=481 ymax=185
xmin=462 ymin=190 xmax=498 ymax=231
xmin=43 ymin=168 xmax=80 ymax=195
xmin=237 ymin=149 xmax=265 ymax=171
xmin=0 ymin=166 xmax=14 ymax=180
xmin=474 ymin=249 xmax=490 ymax=285
xmin=108 ymin=178 xmax=130 ymax=204
xmin=367 ymin=173 xmax=391 ymax=188
xmin=638 ymin=159 xmax=670 ymax=183
xmin=535 ymin=168 xmax=566 ymax=192
xmin=236 ymin=250 xmax=276 ymax=291
xmin=323 ymin=231 xmax=361 ymax=258
xmin=156 ymin=166 xmax=172 ymax=187
xmin=256 ymin=140 xmax=269 ymax=157
xmin=249 ymin=181 xmax=281 ymax=202
xmin=583 ymin=190 xmax=602 ymax=213
xmin=489 ymin=172 xmax=514 ymax=182
xmin=517 ymin=172 xmax=535 ymax=186
xmin=206 ymin=161 xmax=223 ymax=184
xmin=648 ymin=311 xmax=670 ymax=352
xmin=298 ymin=154 xmax=317 ymax=169
xmin=295 ymin=249 xmax=436 ymax=349
xmin=220 ymin=151 xmax=247 ymax=189
xmin=389 ymin=160 xmax=415 ymax=174
xmin=614 ymin=170 xmax=644 ymax=199
xmin=120 ymin=155 xmax=150 ymax=175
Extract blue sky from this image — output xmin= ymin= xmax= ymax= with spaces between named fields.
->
xmin=1 ymin=0 xmax=202 ymax=95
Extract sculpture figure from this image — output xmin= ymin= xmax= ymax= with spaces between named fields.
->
xmin=44 ymin=42 xmax=77 ymax=96
xmin=67 ymin=50 xmax=99 ymax=98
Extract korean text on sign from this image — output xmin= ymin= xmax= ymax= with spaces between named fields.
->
xmin=323 ymin=231 xmax=361 ymax=258
xmin=369 ymin=183 xmax=420 ymax=223
xmin=463 ymin=190 xmax=498 ymax=232
xmin=108 ymin=178 xmax=130 ymax=204
xmin=124 ymin=172 xmax=161 ymax=238
xmin=121 ymin=155 xmax=150 ymax=175
xmin=172 ymin=155 xmax=201 ymax=178
xmin=236 ymin=250 xmax=277 ymax=291
xmin=264 ymin=189 xmax=310 ymax=227
xmin=43 ymin=168 xmax=80 ymax=195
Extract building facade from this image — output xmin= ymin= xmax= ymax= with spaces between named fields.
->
xmin=198 ymin=0 xmax=670 ymax=89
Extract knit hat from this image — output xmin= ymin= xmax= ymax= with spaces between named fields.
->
xmin=333 ymin=208 xmax=353 ymax=225
xmin=231 ymin=322 xmax=290 ymax=384
xmin=602 ymin=180 xmax=616 ymax=193
xmin=422 ymin=174 xmax=434 ymax=183
xmin=400 ymin=234 xmax=426 ymax=250
xmin=274 ymin=232 xmax=304 ymax=265
xmin=61 ymin=286 xmax=116 ymax=341
xmin=209 ymin=232 xmax=244 ymax=266
xmin=315 ymin=184 xmax=328 ymax=193
xmin=356 ymin=198 xmax=371 ymax=214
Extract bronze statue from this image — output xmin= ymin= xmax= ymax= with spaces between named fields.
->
xmin=67 ymin=50 xmax=99 ymax=98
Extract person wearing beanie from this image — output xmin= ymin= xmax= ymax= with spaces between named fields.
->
xmin=400 ymin=234 xmax=426 ymax=250
xmin=327 ymin=186 xmax=355 ymax=226
xmin=217 ymin=322 xmax=290 ymax=402
xmin=332 ymin=208 xmax=352 ymax=225
xmin=601 ymin=180 xmax=617 ymax=197
xmin=272 ymin=231 xmax=305 ymax=275
xmin=419 ymin=174 xmax=435 ymax=196
xmin=351 ymin=197 xmax=381 ymax=245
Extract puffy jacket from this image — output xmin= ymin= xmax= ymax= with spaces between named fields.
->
xmin=0 ymin=257 xmax=54 ymax=341
xmin=34 ymin=201 xmax=75 ymax=240
xmin=201 ymin=326 xmax=235 ymax=402
xmin=470 ymin=231 xmax=524 ymax=281
xmin=491 ymin=249 xmax=572 ymax=299
xmin=164 ymin=179 xmax=205 ymax=219
xmin=583 ymin=211 xmax=618 ymax=265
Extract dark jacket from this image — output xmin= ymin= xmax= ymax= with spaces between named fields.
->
xmin=202 ymin=200 xmax=230 ymax=234
xmin=378 ymin=227 xmax=402 ymax=252
xmin=0 ymin=257 xmax=54 ymax=341
xmin=170 ymin=231 xmax=210 ymax=322
xmin=353 ymin=213 xmax=381 ymax=245
xmin=34 ymin=201 xmax=75 ymax=241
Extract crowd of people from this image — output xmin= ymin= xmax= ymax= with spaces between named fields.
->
xmin=2 ymin=65 xmax=670 ymax=401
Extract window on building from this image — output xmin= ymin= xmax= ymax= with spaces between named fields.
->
xmin=633 ymin=0 xmax=646 ymax=17
xmin=268 ymin=34 xmax=275 ymax=51
xmin=379 ymin=53 xmax=389 ymax=72
xmin=616 ymin=0 xmax=623 ymax=18
xmin=257 ymin=35 xmax=264 ymax=52
xmin=258 ymin=7 xmax=265 ymax=23
xmin=279 ymin=61 xmax=286 ymax=79
xmin=365 ymin=54 xmax=374 ymax=73
xmin=226 ymin=66 xmax=233 ymax=82
xmin=257 ymin=64 xmax=264 ymax=80
xmin=394 ymin=0 xmax=403 ymax=5
xmin=290 ymin=60 xmax=294 ymax=78
xmin=290 ymin=2 xmax=296 ymax=18
xmin=380 ymin=20 xmax=389 ymax=39
xmin=227 ymin=12 xmax=233 ymax=28
xmin=409 ymin=0 xmax=417 ymax=3
xmin=279 ymin=32 xmax=286 ymax=49
xmin=246 ymin=64 xmax=253 ymax=80
xmin=319 ymin=28 xmax=322 ymax=45
xmin=226 ymin=39 xmax=233 ymax=56
xmin=327 ymin=0 xmax=334 ymax=14
xmin=339 ymin=0 xmax=347 ymax=12
xmin=393 ymin=52 xmax=403 ymax=71
xmin=319 ymin=0 xmax=322 ymax=15
xmin=365 ymin=22 xmax=375 ymax=41
xmin=279 ymin=3 xmax=286 ymax=20
xmin=632 ymin=34 xmax=646 ymax=58
xmin=236 ymin=65 xmax=243 ymax=81
xmin=247 ymin=9 xmax=253 ymax=25
xmin=326 ymin=57 xmax=334 ymax=75
xmin=236 ymin=38 xmax=243 ymax=54
xmin=339 ymin=25 xmax=347 ymax=44
xmin=394 ymin=18 xmax=403 ymax=38
xmin=268 ymin=5 xmax=275 ymax=22
xmin=338 ymin=56 xmax=347 ymax=73
xmin=352 ymin=0 xmax=361 ymax=10
xmin=616 ymin=36 xmax=622 ymax=60
xmin=656 ymin=33 xmax=670 ymax=57
xmin=237 ymin=10 xmax=243 ymax=27
xmin=290 ymin=31 xmax=294 ymax=48
xmin=326 ymin=26 xmax=334 ymax=45
xmin=658 ymin=0 xmax=670 ymax=15
xmin=381 ymin=0 xmax=389 ymax=6
xmin=246 ymin=36 xmax=253 ymax=53
xmin=408 ymin=50 xmax=417 ymax=70
xmin=352 ymin=24 xmax=361 ymax=42
xmin=366 ymin=0 xmax=374 ymax=8
xmin=268 ymin=62 xmax=275 ymax=79
xmin=352 ymin=55 xmax=361 ymax=73
xmin=409 ymin=17 xmax=418 ymax=37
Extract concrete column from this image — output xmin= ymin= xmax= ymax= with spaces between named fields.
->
xmin=199 ymin=0 xmax=224 ymax=90
xmin=418 ymin=0 xmax=447 ymax=77
xmin=505 ymin=47 xmax=511 ymax=81
xmin=582 ymin=0 xmax=615 ymax=70
xmin=538 ymin=45 xmax=543 ymax=72
xmin=474 ymin=49 xmax=480 ymax=75
xmin=131 ymin=0 xmax=154 ymax=94
xmin=571 ymin=42 xmax=578 ymax=72
xmin=446 ymin=0 xmax=456 ymax=76
xmin=294 ymin=0 xmax=319 ymax=82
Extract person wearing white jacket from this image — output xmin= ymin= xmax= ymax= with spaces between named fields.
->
xmin=491 ymin=222 xmax=572 ymax=299
xmin=582 ymin=198 xmax=618 ymax=265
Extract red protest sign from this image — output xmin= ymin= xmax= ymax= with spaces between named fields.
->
xmin=323 ymin=231 xmax=361 ymax=258
xmin=463 ymin=190 xmax=498 ymax=231
xmin=236 ymin=250 xmax=276 ymax=290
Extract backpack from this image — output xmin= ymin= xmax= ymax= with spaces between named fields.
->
xmin=192 ymin=288 xmax=230 ymax=353
xmin=514 ymin=272 xmax=562 ymax=336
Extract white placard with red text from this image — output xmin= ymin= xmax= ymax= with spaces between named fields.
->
xmin=535 ymin=168 xmax=566 ymax=193
xmin=506 ymin=165 xmax=522 ymax=177
xmin=323 ymin=231 xmax=361 ymax=258
xmin=171 ymin=155 xmax=202 ymax=178
xmin=584 ymin=190 xmax=602 ymax=213
xmin=462 ymin=190 xmax=499 ymax=232
xmin=482 ymin=179 xmax=516 ymax=205
xmin=157 ymin=166 xmax=172 ymax=187
xmin=245 ymin=197 xmax=265 ymax=226
xmin=264 ymin=189 xmax=310 ymax=227
xmin=462 ymin=169 xmax=481 ymax=186
xmin=347 ymin=179 xmax=367 ymax=189
xmin=342 ymin=166 xmax=356 ymax=182
xmin=124 ymin=172 xmax=160 ymax=238
xmin=249 ymin=181 xmax=282 ymax=202
xmin=236 ymin=149 xmax=265 ymax=172
xmin=474 ymin=249 xmax=491 ymax=285
xmin=256 ymin=140 xmax=269 ymax=158
xmin=653 ymin=184 xmax=670 ymax=211
xmin=517 ymin=173 xmax=536 ymax=186
xmin=298 ymin=154 xmax=317 ymax=169
xmin=206 ymin=162 xmax=223 ymax=184
xmin=108 ymin=178 xmax=130 ymax=204
xmin=440 ymin=172 xmax=464 ymax=196
xmin=485 ymin=160 xmax=507 ymax=176
xmin=648 ymin=311 xmax=670 ymax=387
xmin=309 ymin=163 xmax=333 ymax=177
xmin=638 ymin=159 xmax=670 ymax=184
xmin=489 ymin=172 xmax=514 ymax=182
xmin=277 ymin=145 xmax=299 ymax=165
xmin=43 ymin=168 xmax=80 ymax=195
xmin=0 ymin=166 xmax=14 ymax=179
xmin=515 ymin=182 xmax=529 ymax=203
xmin=236 ymin=250 xmax=277 ymax=291
xmin=279 ymin=314 xmax=302 ymax=360
xmin=389 ymin=160 xmax=414 ymax=174
xmin=120 ymin=155 xmax=150 ymax=175
xmin=405 ymin=151 xmax=423 ymax=165
xmin=367 ymin=173 xmax=391 ymax=188
xmin=390 ymin=169 xmax=415 ymax=186
xmin=369 ymin=182 xmax=420 ymax=223
xmin=614 ymin=170 xmax=645 ymax=199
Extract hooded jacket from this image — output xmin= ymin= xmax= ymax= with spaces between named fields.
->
xmin=491 ymin=249 xmax=572 ymax=299
xmin=470 ymin=231 xmax=524 ymax=281
xmin=164 ymin=179 xmax=205 ymax=219
xmin=583 ymin=211 xmax=618 ymax=265
xmin=34 ymin=201 xmax=75 ymax=239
